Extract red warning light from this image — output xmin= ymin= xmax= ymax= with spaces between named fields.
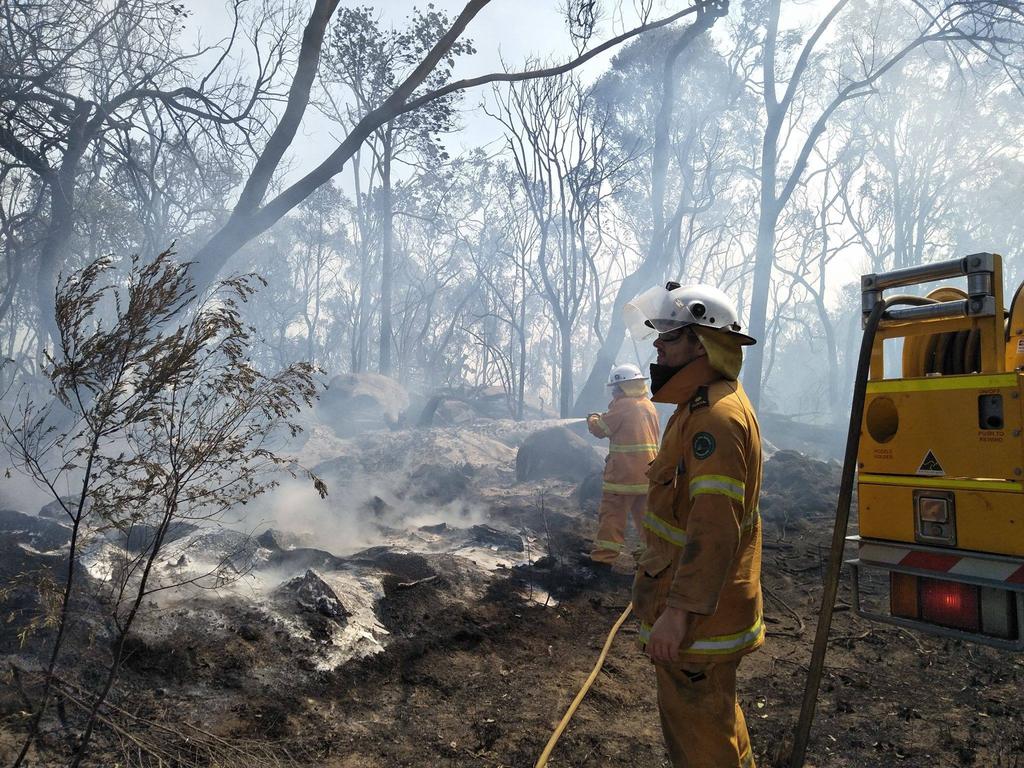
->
xmin=920 ymin=578 xmax=980 ymax=632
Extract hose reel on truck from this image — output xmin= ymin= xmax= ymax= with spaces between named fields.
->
xmin=789 ymin=253 xmax=1024 ymax=768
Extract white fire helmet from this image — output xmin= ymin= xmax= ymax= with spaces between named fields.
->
xmin=623 ymin=282 xmax=756 ymax=345
xmin=606 ymin=363 xmax=646 ymax=387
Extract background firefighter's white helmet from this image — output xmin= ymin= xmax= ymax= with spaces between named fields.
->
xmin=606 ymin=363 xmax=646 ymax=387
xmin=623 ymin=282 xmax=756 ymax=345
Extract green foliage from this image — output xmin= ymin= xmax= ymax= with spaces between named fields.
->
xmin=1 ymin=248 xmax=326 ymax=764
xmin=327 ymin=4 xmax=475 ymax=160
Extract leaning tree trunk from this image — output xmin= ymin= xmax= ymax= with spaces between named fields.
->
xmin=378 ymin=130 xmax=395 ymax=377
xmin=559 ymin=321 xmax=574 ymax=417
xmin=572 ymin=262 xmax=666 ymax=414
xmin=571 ymin=8 xmax=721 ymax=415
xmin=36 ymin=107 xmax=92 ymax=353
xmin=741 ymin=204 xmax=778 ymax=411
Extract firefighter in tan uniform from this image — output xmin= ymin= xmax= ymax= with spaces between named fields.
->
xmin=624 ymin=282 xmax=763 ymax=768
xmin=586 ymin=364 xmax=660 ymax=565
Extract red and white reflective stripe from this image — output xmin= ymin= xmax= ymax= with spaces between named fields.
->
xmin=857 ymin=540 xmax=1024 ymax=584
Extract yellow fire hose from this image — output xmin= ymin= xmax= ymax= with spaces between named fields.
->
xmin=534 ymin=602 xmax=634 ymax=768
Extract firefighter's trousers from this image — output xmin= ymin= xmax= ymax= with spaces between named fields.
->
xmin=590 ymin=492 xmax=646 ymax=564
xmin=654 ymin=658 xmax=754 ymax=768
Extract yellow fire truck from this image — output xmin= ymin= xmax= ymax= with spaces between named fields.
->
xmin=790 ymin=253 xmax=1023 ymax=767
xmin=848 ymin=253 xmax=1024 ymax=648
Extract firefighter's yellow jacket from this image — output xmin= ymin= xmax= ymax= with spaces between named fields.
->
xmin=632 ymin=355 xmax=764 ymax=663
xmin=588 ymin=393 xmax=660 ymax=495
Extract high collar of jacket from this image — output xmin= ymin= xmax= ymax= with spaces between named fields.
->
xmin=651 ymin=356 xmax=721 ymax=406
xmin=610 ymin=391 xmax=645 ymax=402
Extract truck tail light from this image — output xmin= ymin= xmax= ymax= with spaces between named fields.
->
xmin=890 ymin=573 xmax=1018 ymax=639
xmin=862 ymin=547 xmax=1023 ymax=647
xmin=980 ymin=587 xmax=1019 ymax=639
xmin=920 ymin=578 xmax=980 ymax=631
xmin=890 ymin=572 xmax=919 ymax=618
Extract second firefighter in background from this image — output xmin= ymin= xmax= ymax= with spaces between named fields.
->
xmin=586 ymin=364 xmax=660 ymax=565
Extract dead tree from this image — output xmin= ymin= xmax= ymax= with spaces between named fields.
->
xmin=489 ymin=71 xmax=617 ymax=416
xmin=0 ymin=0 xmax=281 ymax=345
xmin=572 ymin=4 xmax=734 ymax=413
xmin=185 ymin=1 xmax=720 ymax=295
xmin=741 ymin=0 xmax=1024 ymax=409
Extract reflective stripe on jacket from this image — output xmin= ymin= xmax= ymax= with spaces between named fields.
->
xmin=632 ymin=355 xmax=764 ymax=664
xmin=589 ymin=394 xmax=660 ymax=495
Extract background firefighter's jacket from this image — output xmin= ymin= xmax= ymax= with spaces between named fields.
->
xmin=633 ymin=355 xmax=764 ymax=664
xmin=587 ymin=393 xmax=660 ymax=495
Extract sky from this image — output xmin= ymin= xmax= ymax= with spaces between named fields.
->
xmin=180 ymin=0 xmax=867 ymax=302
xmin=185 ymin=0 xmax=654 ymax=171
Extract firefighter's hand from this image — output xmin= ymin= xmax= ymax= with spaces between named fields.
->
xmin=647 ymin=607 xmax=690 ymax=663
xmin=586 ymin=414 xmax=603 ymax=437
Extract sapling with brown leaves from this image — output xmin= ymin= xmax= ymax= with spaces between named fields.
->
xmin=2 ymin=249 xmax=326 ymax=767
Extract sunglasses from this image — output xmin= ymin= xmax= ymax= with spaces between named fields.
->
xmin=656 ymin=327 xmax=690 ymax=343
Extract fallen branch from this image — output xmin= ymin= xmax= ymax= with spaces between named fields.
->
xmin=831 ymin=630 xmax=873 ymax=643
xmin=397 ymin=575 xmax=439 ymax=590
xmin=889 ymin=625 xmax=936 ymax=656
xmin=763 ymin=583 xmax=806 ymax=635
xmin=34 ymin=672 xmax=291 ymax=767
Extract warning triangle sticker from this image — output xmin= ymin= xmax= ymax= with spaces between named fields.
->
xmin=917 ymin=450 xmax=945 ymax=476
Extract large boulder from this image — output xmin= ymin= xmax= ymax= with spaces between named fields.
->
xmin=515 ymin=426 xmax=604 ymax=483
xmin=317 ymin=373 xmax=409 ymax=436
xmin=417 ymin=387 xmax=509 ymax=426
xmin=405 ymin=463 xmax=474 ymax=504
xmin=432 ymin=399 xmax=478 ymax=426
xmin=472 ymin=386 xmax=513 ymax=419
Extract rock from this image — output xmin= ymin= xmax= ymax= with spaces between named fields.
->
xmin=468 ymin=524 xmax=523 ymax=552
xmin=346 ymin=548 xmax=436 ymax=584
xmin=257 ymin=528 xmax=307 ymax=551
xmin=316 ymin=373 xmax=409 ymax=436
xmin=472 ymin=386 xmax=512 ymax=419
xmin=515 ymin=426 xmax=603 ymax=482
xmin=38 ymin=496 xmax=85 ymax=520
xmin=417 ymin=389 xmax=507 ymax=427
xmin=760 ymin=450 xmax=841 ymax=522
xmin=237 ymin=623 xmax=262 ymax=642
xmin=0 ymin=508 xmax=70 ymax=551
xmin=279 ymin=569 xmax=350 ymax=621
xmin=759 ymin=413 xmax=845 ymax=461
xmin=362 ymin=496 xmax=393 ymax=517
xmin=419 ymin=522 xmax=449 ymax=534
xmin=433 ymin=399 xmax=478 ymax=426
xmin=406 ymin=463 xmax=474 ymax=504
xmin=121 ymin=521 xmax=197 ymax=553
xmin=574 ymin=470 xmax=605 ymax=509
xmin=267 ymin=547 xmax=347 ymax=573
xmin=159 ymin=528 xmax=261 ymax=574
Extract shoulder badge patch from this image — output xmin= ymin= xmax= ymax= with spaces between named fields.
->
xmin=692 ymin=432 xmax=716 ymax=460
xmin=689 ymin=386 xmax=710 ymax=413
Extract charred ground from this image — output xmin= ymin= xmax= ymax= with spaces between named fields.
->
xmin=1 ymin=433 xmax=1021 ymax=768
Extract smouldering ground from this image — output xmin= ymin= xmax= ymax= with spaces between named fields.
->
xmin=2 ymin=443 xmax=1022 ymax=767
